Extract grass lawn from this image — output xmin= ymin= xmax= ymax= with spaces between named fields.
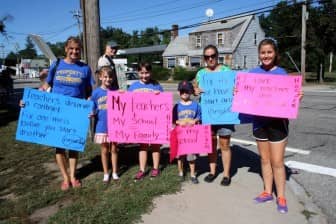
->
xmin=0 ymin=118 xmax=181 ymax=223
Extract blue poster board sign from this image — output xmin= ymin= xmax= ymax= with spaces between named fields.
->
xmin=199 ymin=71 xmax=243 ymax=124
xmin=16 ymin=88 xmax=93 ymax=152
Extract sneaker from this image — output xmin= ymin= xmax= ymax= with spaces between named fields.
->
xmin=190 ymin=176 xmax=199 ymax=184
xmin=150 ymin=168 xmax=160 ymax=178
xmin=112 ymin=173 xmax=119 ymax=181
xmin=254 ymin=191 xmax=274 ymax=203
xmin=134 ymin=170 xmax=145 ymax=181
xmin=277 ymin=197 xmax=288 ymax=214
xmin=103 ymin=173 xmax=110 ymax=183
xmin=204 ymin=173 xmax=216 ymax=183
xmin=220 ymin=176 xmax=231 ymax=186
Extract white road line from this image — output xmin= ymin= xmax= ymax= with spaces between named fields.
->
xmin=285 ymin=160 xmax=336 ymax=178
xmin=231 ymin=138 xmax=311 ymax=155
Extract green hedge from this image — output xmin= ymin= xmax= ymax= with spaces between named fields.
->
xmin=172 ymin=66 xmax=197 ymax=81
xmin=152 ymin=65 xmax=171 ymax=81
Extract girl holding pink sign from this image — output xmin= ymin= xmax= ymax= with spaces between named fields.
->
xmin=90 ymin=66 xmax=120 ymax=184
xmin=128 ymin=62 xmax=164 ymax=181
xmin=249 ymin=38 xmax=303 ymax=213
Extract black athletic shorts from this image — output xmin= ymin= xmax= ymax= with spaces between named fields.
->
xmin=253 ymin=118 xmax=289 ymax=143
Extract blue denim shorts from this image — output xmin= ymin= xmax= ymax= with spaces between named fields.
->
xmin=211 ymin=125 xmax=235 ymax=136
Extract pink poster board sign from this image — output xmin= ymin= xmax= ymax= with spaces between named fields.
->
xmin=232 ymin=72 xmax=302 ymax=119
xmin=170 ymin=125 xmax=212 ymax=161
xmin=107 ymin=91 xmax=173 ymax=144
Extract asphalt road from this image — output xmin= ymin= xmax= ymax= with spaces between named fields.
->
xmin=164 ymin=82 xmax=336 ymax=223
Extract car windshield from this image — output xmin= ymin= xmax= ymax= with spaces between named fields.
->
xmin=126 ymin=73 xmax=138 ymax=80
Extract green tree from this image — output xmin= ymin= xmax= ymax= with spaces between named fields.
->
xmin=48 ymin=41 xmax=65 ymax=58
xmin=18 ymin=36 xmax=37 ymax=59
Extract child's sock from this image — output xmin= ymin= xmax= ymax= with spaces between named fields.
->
xmin=178 ymin=172 xmax=184 ymax=177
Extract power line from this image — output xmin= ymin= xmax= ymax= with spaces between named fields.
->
xmin=102 ymin=0 xmax=225 ymax=24
xmin=129 ymin=0 xmax=329 ymax=38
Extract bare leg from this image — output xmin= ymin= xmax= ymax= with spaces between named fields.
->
xmin=219 ymin=136 xmax=231 ymax=177
xmin=101 ymin=143 xmax=110 ymax=175
xmin=110 ymin=143 xmax=118 ymax=174
xmin=177 ymin=158 xmax=183 ymax=175
xmin=208 ymin=135 xmax=218 ymax=175
xmin=151 ymin=144 xmax=161 ymax=170
xmin=139 ymin=144 xmax=148 ymax=172
xmin=270 ymin=140 xmax=287 ymax=198
xmin=55 ymin=149 xmax=69 ymax=183
xmin=68 ymin=150 xmax=78 ymax=182
xmin=189 ymin=161 xmax=196 ymax=177
xmin=256 ymin=140 xmax=273 ymax=194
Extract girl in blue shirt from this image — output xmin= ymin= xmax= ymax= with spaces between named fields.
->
xmin=128 ymin=62 xmax=163 ymax=181
xmin=91 ymin=66 xmax=119 ymax=183
xmin=250 ymin=38 xmax=303 ymax=213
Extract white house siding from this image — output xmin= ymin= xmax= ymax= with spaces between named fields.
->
xmin=233 ymin=16 xmax=265 ymax=70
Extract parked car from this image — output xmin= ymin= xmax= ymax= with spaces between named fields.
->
xmin=125 ymin=71 xmax=139 ymax=88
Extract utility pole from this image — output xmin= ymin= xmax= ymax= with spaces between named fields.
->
xmin=301 ymin=1 xmax=307 ymax=84
xmin=82 ymin=0 xmax=100 ymax=80
xmin=71 ymin=9 xmax=86 ymax=62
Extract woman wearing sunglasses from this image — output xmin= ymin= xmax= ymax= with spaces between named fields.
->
xmin=193 ymin=44 xmax=234 ymax=186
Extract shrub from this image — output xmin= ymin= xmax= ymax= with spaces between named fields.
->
xmin=172 ymin=66 xmax=197 ymax=81
xmin=152 ymin=65 xmax=171 ymax=81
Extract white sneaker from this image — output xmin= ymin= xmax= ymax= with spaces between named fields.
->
xmin=112 ymin=173 xmax=119 ymax=180
xmin=103 ymin=173 xmax=110 ymax=183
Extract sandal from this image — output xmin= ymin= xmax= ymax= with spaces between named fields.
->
xmin=71 ymin=179 xmax=82 ymax=188
xmin=61 ymin=181 xmax=70 ymax=191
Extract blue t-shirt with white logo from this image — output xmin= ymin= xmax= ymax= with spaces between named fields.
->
xmin=173 ymin=101 xmax=201 ymax=123
xmin=91 ymin=86 xmax=118 ymax=133
xmin=47 ymin=59 xmax=95 ymax=98
xmin=128 ymin=80 xmax=163 ymax=92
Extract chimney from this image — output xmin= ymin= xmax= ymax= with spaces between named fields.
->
xmin=171 ymin=24 xmax=178 ymax=41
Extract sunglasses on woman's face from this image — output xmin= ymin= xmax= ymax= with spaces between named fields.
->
xmin=203 ymin=54 xmax=217 ymax=60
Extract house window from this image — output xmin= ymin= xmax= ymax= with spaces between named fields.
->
xmin=218 ymin=56 xmax=224 ymax=65
xmin=167 ymin=57 xmax=176 ymax=68
xmin=196 ymin=35 xmax=201 ymax=48
xmin=190 ymin=57 xmax=201 ymax=67
xmin=254 ymin=33 xmax=257 ymax=46
xmin=217 ymin=32 xmax=224 ymax=47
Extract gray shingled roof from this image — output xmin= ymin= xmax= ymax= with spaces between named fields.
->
xmin=162 ymin=37 xmax=189 ymax=57
xmin=118 ymin=44 xmax=167 ymax=55
xmin=190 ymin=15 xmax=253 ymax=33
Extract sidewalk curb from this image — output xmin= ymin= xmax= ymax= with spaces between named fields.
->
xmin=288 ymin=177 xmax=328 ymax=224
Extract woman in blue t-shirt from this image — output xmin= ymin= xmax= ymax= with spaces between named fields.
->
xmin=45 ymin=37 xmax=95 ymax=190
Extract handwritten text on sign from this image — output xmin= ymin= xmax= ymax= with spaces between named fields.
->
xmin=232 ymin=72 xmax=302 ymax=119
xmin=175 ymin=125 xmax=212 ymax=156
xmin=107 ymin=91 xmax=173 ymax=144
xmin=199 ymin=71 xmax=240 ymax=124
xmin=16 ymin=88 xmax=92 ymax=151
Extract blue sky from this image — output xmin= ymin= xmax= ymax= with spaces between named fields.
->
xmin=0 ymin=0 xmax=281 ymax=55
